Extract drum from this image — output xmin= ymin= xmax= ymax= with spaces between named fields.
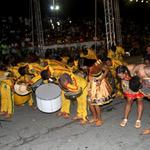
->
xmin=35 ymin=83 xmax=61 ymax=113
xmin=64 ymin=88 xmax=82 ymax=100
xmin=14 ymin=93 xmax=32 ymax=106
xmin=14 ymin=83 xmax=31 ymax=96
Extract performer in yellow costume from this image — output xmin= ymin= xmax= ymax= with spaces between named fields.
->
xmin=44 ymin=61 xmax=71 ymax=81
xmin=58 ymin=72 xmax=88 ymax=125
xmin=104 ymin=57 xmax=123 ymax=97
xmin=80 ymin=47 xmax=97 ymax=60
xmin=14 ymin=66 xmax=34 ymax=107
xmin=108 ymin=45 xmax=126 ymax=65
xmin=0 ymin=71 xmax=14 ymax=118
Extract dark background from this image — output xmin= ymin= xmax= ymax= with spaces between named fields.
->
xmin=0 ymin=0 xmax=150 ymax=23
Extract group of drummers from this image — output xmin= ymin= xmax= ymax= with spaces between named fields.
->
xmin=0 ymin=45 xmax=150 ymax=135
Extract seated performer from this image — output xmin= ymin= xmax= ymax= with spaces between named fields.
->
xmin=116 ymin=65 xmax=144 ymax=129
xmin=87 ymin=59 xmax=112 ymax=127
xmin=58 ymin=72 xmax=88 ymax=125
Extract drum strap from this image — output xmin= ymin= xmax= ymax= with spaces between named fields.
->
xmin=82 ymin=83 xmax=88 ymax=92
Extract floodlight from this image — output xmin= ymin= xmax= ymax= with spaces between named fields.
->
xmin=55 ymin=5 xmax=60 ymax=10
xmin=50 ymin=6 xmax=54 ymax=10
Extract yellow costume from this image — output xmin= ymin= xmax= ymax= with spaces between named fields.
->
xmin=45 ymin=64 xmax=71 ymax=81
xmin=107 ymin=46 xmax=126 ymax=97
xmin=8 ymin=66 xmax=20 ymax=79
xmin=80 ymin=48 xmax=97 ymax=60
xmin=59 ymin=73 xmax=88 ymax=122
xmin=108 ymin=46 xmax=125 ymax=64
xmin=0 ymin=76 xmax=14 ymax=117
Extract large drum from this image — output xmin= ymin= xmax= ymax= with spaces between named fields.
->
xmin=35 ymin=83 xmax=61 ymax=113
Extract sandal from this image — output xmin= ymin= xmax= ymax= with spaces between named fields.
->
xmin=142 ymin=129 xmax=150 ymax=135
xmin=120 ymin=119 xmax=128 ymax=127
xmin=89 ymin=119 xmax=97 ymax=124
xmin=135 ymin=120 xmax=141 ymax=129
xmin=95 ymin=120 xmax=103 ymax=127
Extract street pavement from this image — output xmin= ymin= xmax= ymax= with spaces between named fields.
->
xmin=0 ymin=97 xmax=150 ymax=150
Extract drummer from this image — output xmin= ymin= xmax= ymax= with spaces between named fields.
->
xmin=58 ymin=72 xmax=88 ymax=125
xmin=13 ymin=66 xmax=35 ymax=108
xmin=43 ymin=61 xmax=72 ymax=82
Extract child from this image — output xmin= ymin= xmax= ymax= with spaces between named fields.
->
xmin=116 ymin=65 xmax=144 ymax=128
xmin=88 ymin=59 xmax=112 ymax=126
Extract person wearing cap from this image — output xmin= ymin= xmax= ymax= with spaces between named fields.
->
xmin=87 ymin=59 xmax=112 ymax=126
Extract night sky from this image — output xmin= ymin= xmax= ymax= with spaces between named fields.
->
xmin=0 ymin=0 xmax=149 ymax=23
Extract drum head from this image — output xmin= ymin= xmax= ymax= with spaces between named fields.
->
xmin=35 ymin=83 xmax=61 ymax=100
xmin=14 ymin=83 xmax=31 ymax=96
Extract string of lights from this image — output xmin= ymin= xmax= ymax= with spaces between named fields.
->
xmin=129 ymin=0 xmax=149 ymax=3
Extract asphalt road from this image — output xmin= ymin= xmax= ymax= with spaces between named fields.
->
xmin=0 ymin=97 xmax=150 ymax=150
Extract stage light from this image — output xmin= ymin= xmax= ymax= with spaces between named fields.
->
xmin=129 ymin=0 xmax=150 ymax=3
xmin=50 ymin=6 xmax=54 ymax=10
xmin=55 ymin=5 xmax=60 ymax=10
xmin=57 ymin=21 xmax=60 ymax=26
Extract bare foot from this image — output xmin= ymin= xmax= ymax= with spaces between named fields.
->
xmin=30 ymin=105 xmax=37 ymax=110
xmin=80 ymin=119 xmax=87 ymax=125
xmin=72 ymin=116 xmax=82 ymax=121
xmin=95 ymin=120 xmax=103 ymax=127
xmin=57 ymin=112 xmax=64 ymax=117
xmin=4 ymin=113 xmax=12 ymax=119
xmin=63 ymin=113 xmax=70 ymax=119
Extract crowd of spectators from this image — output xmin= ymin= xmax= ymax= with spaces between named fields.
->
xmin=0 ymin=16 xmax=150 ymax=56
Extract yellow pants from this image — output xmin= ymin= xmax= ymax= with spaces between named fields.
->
xmin=0 ymin=83 xmax=14 ymax=115
xmin=60 ymin=87 xmax=88 ymax=121
xmin=14 ymin=93 xmax=33 ymax=106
